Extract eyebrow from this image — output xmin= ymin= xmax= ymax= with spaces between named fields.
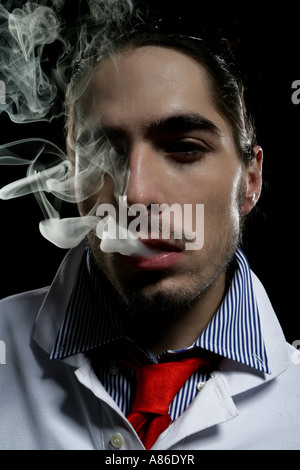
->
xmin=101 ymin=112 xmax=223 ymax=143
xmin=145 ymin=113 xmax=223 ymax=138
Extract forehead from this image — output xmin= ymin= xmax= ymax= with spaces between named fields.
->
xmin=93 ymin=45 xmax=209 ymax=89
xmin=84 ymin=45 xmax=231 ymax=137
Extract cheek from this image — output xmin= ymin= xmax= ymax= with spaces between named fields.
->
xmin=199 ymin=168 xmax=245 ymax=230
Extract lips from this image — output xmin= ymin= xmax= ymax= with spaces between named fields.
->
xmin=119 ymin=238 xmax=183 ymax=270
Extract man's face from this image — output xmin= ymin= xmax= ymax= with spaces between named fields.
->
xmin=77 ymin=46 xmax=251 ymax=319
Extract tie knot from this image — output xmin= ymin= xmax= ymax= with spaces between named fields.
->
xmin=131 ymin=357 xmax=207 ymax=415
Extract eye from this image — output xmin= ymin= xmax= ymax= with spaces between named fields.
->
xmin=165 ymin=139 xmax=209 ymax=163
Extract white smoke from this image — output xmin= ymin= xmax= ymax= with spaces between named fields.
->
xmin=0 ymin=0 xmax=156 ymax=255
xmin=0 ymin=1 xmax=67 ymax=123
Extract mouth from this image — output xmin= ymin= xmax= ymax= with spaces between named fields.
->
xmin=119 ymin=238 xmax=184 ymax=270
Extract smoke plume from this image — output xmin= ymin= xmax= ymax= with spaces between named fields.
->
xmin=0 ymin=0 xmax=153 ymax=254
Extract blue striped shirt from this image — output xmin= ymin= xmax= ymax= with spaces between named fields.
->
xmin=51 ymin=246 xmax=270 ymax=421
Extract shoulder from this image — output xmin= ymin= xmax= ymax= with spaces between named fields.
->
xmin=0 ymin=287 xmax=50 ymax=368
xmin=0 ymin=286 xmax=49 ymax=308
xmin=0 ymin=287 xmax=49 ymax=328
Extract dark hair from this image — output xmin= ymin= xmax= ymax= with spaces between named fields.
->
xmin=66 ymin=30 xmax=256 ymax=166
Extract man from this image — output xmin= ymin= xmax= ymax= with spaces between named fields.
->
xmin=0 ymin=6 xmax=299 ymax=450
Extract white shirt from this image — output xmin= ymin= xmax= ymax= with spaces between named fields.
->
xmin=0 ymin=242 xmax=299 ymax=450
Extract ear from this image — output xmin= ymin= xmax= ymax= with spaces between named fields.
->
xmin=241 ymin=145 xmax=263 ymax=215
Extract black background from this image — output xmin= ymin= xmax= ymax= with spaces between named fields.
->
xmin=0 ymin=1 xmax=299 ymax=343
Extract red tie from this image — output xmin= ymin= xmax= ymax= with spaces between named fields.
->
xmin=125 ymin=354 xmax=213 ymax=449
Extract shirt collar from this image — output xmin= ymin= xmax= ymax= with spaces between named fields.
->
xmin=50 ymin=248 xmax=125 ymax=359
xmin=195 ymin=248 xmax=270 ymax=374
xmin=50 ymin=246 xmax=270 ymax=374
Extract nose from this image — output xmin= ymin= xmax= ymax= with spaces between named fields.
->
xmin=125 ymin=143 xmax=166 ymax=208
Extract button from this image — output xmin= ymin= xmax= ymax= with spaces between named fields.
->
xmin=196 ymin=381 xmax=205 ymax=391
xmin=110 ymin=433 xmax=124 ymax=449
